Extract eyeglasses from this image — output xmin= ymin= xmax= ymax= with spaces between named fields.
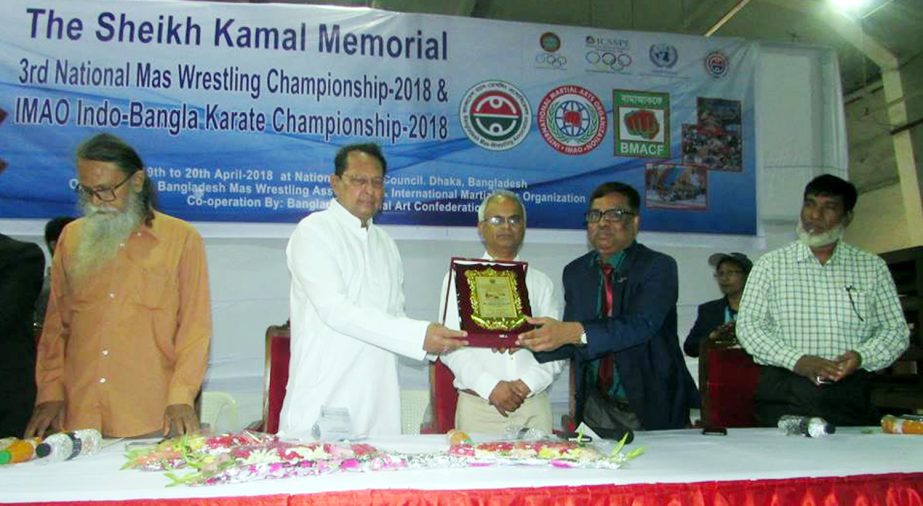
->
xmin=484 ymin=215 xmax=524 ymax=227
xmin=341 ymin=174 xmax=384 ymax=190
xmin=585 ymin=208 xmax=636 ymax=223
xmin=75 ymin=173 xmax=134 ymax=202
xmin=714 ymin=270 xmax=744 ymax=279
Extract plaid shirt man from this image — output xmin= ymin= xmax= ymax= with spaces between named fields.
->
xmin=737 ymin=240 xmax=908 ymax=372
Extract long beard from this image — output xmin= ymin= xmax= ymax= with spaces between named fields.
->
xmin=796 ymin=220 xmax=844 ymax=248
xmin=73 ymin=191 xmax=145 ymax=278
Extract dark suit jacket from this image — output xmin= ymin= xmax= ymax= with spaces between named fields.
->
xmin=683 ymin=298 xmax=730 ymax=357
xmin=536 ymin=242 xmax=698 ymax=430
xmin=0 ymin=234 xmax=45 ymax=437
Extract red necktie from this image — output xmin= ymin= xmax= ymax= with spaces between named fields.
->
xmin=597 ymin=262 xmax=615 ymax=397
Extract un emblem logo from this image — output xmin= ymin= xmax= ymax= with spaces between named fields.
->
xmin=649 ymin=44 xmax=678 ymax=68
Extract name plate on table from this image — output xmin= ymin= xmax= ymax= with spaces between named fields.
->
xmin=447 ymin=257 xmax=533 ymax=348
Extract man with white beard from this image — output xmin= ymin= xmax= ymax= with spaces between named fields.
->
xmin=736 ymin=174 xmax=908 ymax=426
xmin=24 ymin=133 xmax=211 ymax=439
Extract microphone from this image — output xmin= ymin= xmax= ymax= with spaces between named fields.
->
xmin=777 ymin=415 xmax=835 ymax=438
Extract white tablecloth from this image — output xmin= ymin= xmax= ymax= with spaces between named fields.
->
xmin=0 ymin=428 xmax=920 ymax=503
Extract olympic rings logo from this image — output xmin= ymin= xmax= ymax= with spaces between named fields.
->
xmin=535 ymin=52 xmax=567 ymax=67
xmin=585 ymin=50 xmax=632 ymax=71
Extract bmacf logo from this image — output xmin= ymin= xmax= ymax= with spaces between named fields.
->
xmin=585 ymin=34 xmax=632 ymax=73
xmin=537 ymin=85 xmax=607 ymax=155
xmin=534 ymin=31 xmax=567 ymax=70
xmin=613 ymin=90 xmax=670 ymax=159
xmin=459 ymin=80 xmax=531 ymax=151
xmin=704 ymin=51 xmax=729 ymax=78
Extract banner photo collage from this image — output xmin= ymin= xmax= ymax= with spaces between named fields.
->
xmin=0 ymin=0 xmax=757 ymax=233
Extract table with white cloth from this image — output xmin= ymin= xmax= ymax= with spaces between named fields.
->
xmin=1 ymin=428 xmax=920 ymax=505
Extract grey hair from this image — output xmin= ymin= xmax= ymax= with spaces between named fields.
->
xmin=477 ymin=190 xmax=526 ymax=223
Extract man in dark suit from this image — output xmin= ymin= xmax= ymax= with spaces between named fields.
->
xmin=518 ymin=182 xmax=698 ymax=433
xmin=683 ymin=252 xmax=752 ymax=357
xmin=0 ymin=234 xmax=45 ymax=437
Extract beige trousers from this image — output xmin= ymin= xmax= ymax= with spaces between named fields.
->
xmin=454 ymin=390 xmax=553 ymax=434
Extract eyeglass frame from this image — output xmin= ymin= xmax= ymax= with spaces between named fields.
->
xmin=483 ymin=215 xmax=525 ymax=227
xmin=339 ymin=174 xmax=385 ymax=190
xmin=585 ymin=208 xmax=636 ymax=224
xmin=75 ymin=172 xmax=136 ymax=202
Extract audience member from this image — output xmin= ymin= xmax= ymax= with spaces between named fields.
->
xmin=25 ymin=133 xmax=211 ymax=438
xmin=737 ymin=174 xmax=909 ymax=426
xmin=0 ymin=234 xmax=44 ymax=437
xmin=683 ymin=252 xmax=752 ymax=357
xmin=33 ymin=216 xmax=75 ymax=330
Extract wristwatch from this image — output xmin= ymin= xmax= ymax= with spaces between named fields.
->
xmin=578 ymin=331 xmax=588 ymax=346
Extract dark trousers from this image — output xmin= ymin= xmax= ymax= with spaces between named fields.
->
xmin=0 ymin=384 xmax=35 ymax=438
xmin=754 ymin=366 xmax=879 ymax=427
xmin=582 ymin=389 xmax=640 ymax=442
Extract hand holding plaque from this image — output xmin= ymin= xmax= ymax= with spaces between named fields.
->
xmin=445 ymin=257 xmax=533 ymax=348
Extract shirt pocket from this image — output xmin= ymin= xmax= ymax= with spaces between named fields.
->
xmin=137 ymin=268 xmax=172 ymax=310
xmin=840 ymin=283 xmax=869 ymax=329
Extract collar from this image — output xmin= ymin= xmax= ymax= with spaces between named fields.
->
xmin=328 ymin=198 xmax=370 ymax=233
xmin=793 ymin=239 xmax=844 ymax=265
xmin=128 ymin=210 xmax=159 ymax=242
xmin=481 ymin=251 xmax=521 ymax=262
xmin=589 ymin=241 xmax=634 ymax=269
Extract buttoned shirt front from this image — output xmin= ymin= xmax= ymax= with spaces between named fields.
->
xmin=737 ymin=240 xmax=908 ymax=371
xmin=36 ymin=211 xmax=211 ymax=437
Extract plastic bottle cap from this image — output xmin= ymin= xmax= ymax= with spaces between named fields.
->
xmin=35 ymin=443 xmax=51 ymax=458
xmin=0 ymin=451 xmax=11 ymax=465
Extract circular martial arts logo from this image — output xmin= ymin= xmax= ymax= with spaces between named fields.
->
xmin=537 ymin=85 xmax=607 ymax=155
xmin=704 ymin=51 xmax=729 ymax=78
xmin=459 ymin=80 xmax=532 ymax=151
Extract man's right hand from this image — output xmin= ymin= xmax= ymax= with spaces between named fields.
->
xmin=23 ymin=401 xmax=65 ymax=438
xmin=488 ymin=381 xmax=526 ymax=417
xmin=423 ymin=323 xmax=468 ymax=354
xmin=793 ymin=355 xmax=842 ymax=385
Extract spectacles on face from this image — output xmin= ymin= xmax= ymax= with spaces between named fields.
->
xmin=484 ymin=215 xmax=524 ymax=227
xmin=585 ymin=208 xmax=636 ymax=224
xmin=714 ymin=270 xmax=744 ymax=279
xmin=341 ymin=174 xmax=384 ymax=190
xmin=75 ymin=173 xmax=134 ymax=202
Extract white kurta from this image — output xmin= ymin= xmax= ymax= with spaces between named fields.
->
xmin=439 ymin=253 xmax=565 ymax=399
xmin=281 ymin=199 xmax=429 ymax=439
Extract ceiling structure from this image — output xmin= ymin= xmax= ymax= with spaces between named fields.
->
xmin=242 ymin=0 xmax=923 ymax=191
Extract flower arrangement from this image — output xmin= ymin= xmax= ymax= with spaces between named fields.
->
xmin=448 ymin=435 xmax=642 ymax=469
xmin=123 ymin=430 xmax=642 ymax=486
xmin=123 ymin=431 xmax=403 ymax=486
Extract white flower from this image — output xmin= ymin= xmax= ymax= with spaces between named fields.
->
xmin=241 ymin=449 xmax=278 ymax=465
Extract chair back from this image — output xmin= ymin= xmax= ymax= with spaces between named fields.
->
xmin=699 ymin=328 xmax=761 ymax=428
xmin=263 ymin=323 xmax=291 ymax=434
xmin=425 ymin=359 xmax=457 ymax=433
xmin=200 ymin=391 xmax=239 ymax=433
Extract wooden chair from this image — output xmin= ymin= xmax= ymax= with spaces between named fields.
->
xmin=698 ymin=323 xmax=761 ymax=428
xmin=425 ymin=359 xmax=457 ymax=433
xmin=262 ymin=322 xmax=291 ymax=434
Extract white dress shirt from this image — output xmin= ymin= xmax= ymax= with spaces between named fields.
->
xmin=280 ymin=199 xmax=429 ymax=439
xmin=439 ymin=253 xmax=565 ymax=399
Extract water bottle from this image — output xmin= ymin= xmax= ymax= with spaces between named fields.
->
xmin=0 ymin=438 xmax=42 ymax=464
xmin=34 ymin=429 xmax=102 ymax=462
xmin=777 ymin=415 xmax=835 ymax=438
